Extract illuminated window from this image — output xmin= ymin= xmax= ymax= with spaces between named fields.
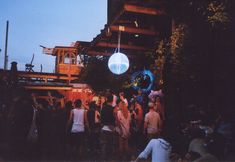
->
xmin=64 ymin=53 xmax=76 ymax=64
xmin=64 ymin=53 xmax=70 ymax=64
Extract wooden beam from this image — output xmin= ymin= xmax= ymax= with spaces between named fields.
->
xmin=87 ymin=50 xmax=135 ymax=58
xmin=88 ymin=8 xmax=125 ymax=49
xmin=53 ymin=48 xmax=77 ymax=55
xmin=18 ymin=72 xmax=78 ymax=81
xmin=124 ymin=4 xmax=166 ymax=15
xmin=115 ymin=19 xmax=133 ymax=24
xmin=110 ymin=25 xmax=158 ymax=36
xmin=96 ymin=42 xmax=148 ymax=51
xmin=0 ymin=70 xmax=79 ymax=81
xmin=24 ymin=85 xmax=72 ymax=90
xmin=88 ymin=51 xmax=112 ymax=56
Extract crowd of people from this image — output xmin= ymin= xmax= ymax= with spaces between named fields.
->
xmin=0 ymin=69 xmax=234 ymax=161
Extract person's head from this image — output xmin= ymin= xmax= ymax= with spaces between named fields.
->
xmin=74 ymin=99 xmax=82 ymax=108
xmin=137 ymin=89 xmax=142 ymax=95
xmin=100 ymin=96 xmax=106 ymax=104
xmin=119 ymin=92 xmax=125 ymax=100
xmin=89 ymin=101 xmax=96 ymax=110
xmin=119 ymin=100 xmax=127 ymax=107
xmin=106 ymin=94 xmax=113 ymax=103
xmin=148 ymin=102 xmax=155 ymax=110
xmin=135 ymin=100 xmax=142 ymax=108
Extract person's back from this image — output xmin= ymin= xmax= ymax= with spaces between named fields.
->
xmin=100 ymin=94 xmax=115 ymax=160
xmin=145 ymin=109 xmax=161 ymax=134
xmin=137 ymin=138 xmax=172 ymax=162
xmin=101 ymin=103 xmax=115 ymax=127
xmin=188 ymin=129 xmax=208 ymax=157
xmin=188 ymin=138 xmax=208 ymax=157
xmin=71 ymin=108 xmax=85 ymax=133
xmin=117 ymin=106 xmax=131 ymax=138
xmin=87 ymin=103 xmax=96 ymax=130
xmin=134 ymin=101 xmax=143 ymax=130
xmin=67 ymin=99 xmax=88 ymax=159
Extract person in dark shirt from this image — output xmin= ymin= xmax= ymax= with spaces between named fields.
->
xmin=100 ymin=94 xmax=115 ymax=160
xmin=87 ymin=101 xmax=100 ymax=155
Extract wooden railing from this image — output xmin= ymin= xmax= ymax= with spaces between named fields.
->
xmin=0 ymin=69 xmax=79 ymax=84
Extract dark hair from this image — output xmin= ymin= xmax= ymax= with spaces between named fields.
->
xmin=155 ymin=96 xmax=162 ymax=104
xmin=107 ymin=94 xmax=113 ymax=103
xmin=89 ymin=101 xmax=96 ymax=110
xmin=134 ymin=99 xmax=142 ymax=105
xmin=119 ymin=92 xmax=125 ymax=97
xmin=74 ymin=99 xmax=82 ymax=108
xmin=116 ymin=98 xmax=121 ymax=105
xmin=190 ymin=128 xmax=205 ymax=139
xmin=65 ymin=101 xmax=73 ymax=108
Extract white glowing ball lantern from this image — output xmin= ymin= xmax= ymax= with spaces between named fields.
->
xmin=108 ymin=52 xmax=129 ymax=75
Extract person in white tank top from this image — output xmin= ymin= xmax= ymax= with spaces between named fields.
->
xmin=71 ymin=108 xmax=85 ymax=133
xmin=67 ymin=99 xmax=89 ymax=158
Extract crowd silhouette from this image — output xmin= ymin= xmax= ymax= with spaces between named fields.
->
xmin=0 ymin=71 xmax=234 ymax=162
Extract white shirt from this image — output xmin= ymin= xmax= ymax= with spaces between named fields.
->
xmin=71 ymin=108 xmax=85 ymax=133
xmin=138 ymin=138 xmax=172 ymax=162
xmin=145 ymin=110 xmax=161 ymax=134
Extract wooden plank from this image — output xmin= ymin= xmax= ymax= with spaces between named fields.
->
xmin=96 ymin=42 xmax=148 ymax=51
xmin=88 ymin=51 xmax=112 ymax=56
xmin=24 ymin=85 xmax=72 ymax=90
xmin=87 ymin=50 xmax=135 ymax=58
xmin=83 ymin=8 xmax=125 ymax=53
xmin=18 ymin=73 xmax=78 ymax=80
xmin=110 ymin=25 xmax=158 ymax=36
xmin=124 ymin=4 xmax=166 ymax=15
xmin=54 ymin=46 xmax=77 ymax=51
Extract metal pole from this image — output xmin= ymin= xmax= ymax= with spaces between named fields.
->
xmin=4 ymin=20 xmax=9 ymax=70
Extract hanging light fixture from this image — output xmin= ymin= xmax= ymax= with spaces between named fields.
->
xmin=108 ymin=26 xmax=129 ymax=75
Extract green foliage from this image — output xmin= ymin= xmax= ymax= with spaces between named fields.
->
xmin=170 ymin=24 xmax=190 ymax=78
xmin=171 ymin=24 xmax=188 ymax=55
xmin=156 ymin=40 xmax=168 ymax=56
xmin=79 ymin=57 xmax=109 ymax=91
xmin=151 ymin=24 xmax=189 ymax=88
xmin=187 ymin=0 xmax=231 ymax=29
xmin=79 ymin=56 xmax=130 ymax=91
xmin=207 ymin=1 xmax=231 ymax=28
